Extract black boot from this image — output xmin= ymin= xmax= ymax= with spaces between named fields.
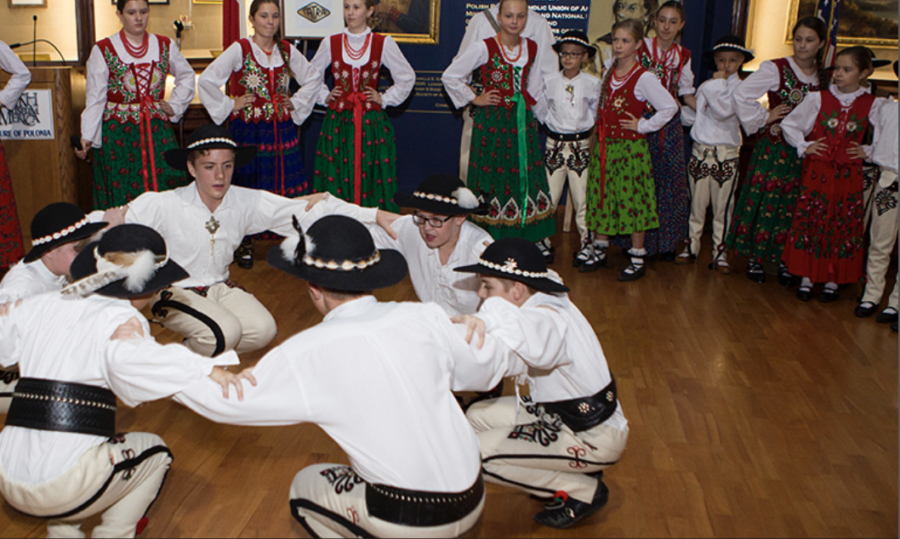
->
xmin=533 ymin=479 xmax=609 ymax=529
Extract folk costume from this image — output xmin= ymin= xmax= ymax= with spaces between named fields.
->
xmin=611 ymin=36 xmax=694 ymax=256
xmin=0 ymin=224 xmax=237 ymax=538
xmin=82 ymin=32 xmax=196 ymax=209
xmin=0 ymin=41 xmax=31 ymax=269
xmin=781 ymin=85 xmax=879 ymax=286
xmin=455 ymin=238 xmax=628 ymax=529
xmin=727 ymin=56 xmax=819 ymax=282
xmin=442 ymin=35 xmax=556 ymax=242
xmin=174 ymin=216 xmax=514 ymax=538
xmin=310 ymin=28 xmax=415 ymax=211
xmin=123 ymin=125 xmax=379 ymax=357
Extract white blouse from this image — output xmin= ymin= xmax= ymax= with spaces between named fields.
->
xmin=687 ymin=73 xmax=743 ymax=147
xmin=0 ymin=41 xmax=31 ymax=111
xmin=310 ymin=28 xmax=415 ymax=108
xmin=81 ymin=33 xmax=196 ymax=147
xmin=781 ymin=85 xmax=881 ymax=159
xmin=198 ymin=39 xmax=322 ymax=126
xmin=733 ymin=56 xmax=820 ymax=136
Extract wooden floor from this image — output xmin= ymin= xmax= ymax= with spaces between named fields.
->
xmin=1 ymin=217 xmax=897 ymax=538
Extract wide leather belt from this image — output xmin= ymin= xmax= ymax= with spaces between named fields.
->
xmin=547 ymin=129 xmax=593 ymax=142
xmin=365 ymin=472 xmax=483 ymax=527
xmin=542 ymin=377 xmax=617 ymax=432
xmin=5 ymin=378 xmax=117 ymax=438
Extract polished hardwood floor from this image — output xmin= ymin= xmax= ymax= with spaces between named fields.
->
xmin=0 ymin=218 xmax=897 ymax=538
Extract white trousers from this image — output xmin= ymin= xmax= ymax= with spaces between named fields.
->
xmin=862 ymin=171 xmax=899 ymax=308
xmin=466 ymin=396 xmax=628 ymax=504
xmin=150 ymin=282 xmax=277 ymax=357
xmin=459 ymin=106 xmax=475 ymax=183
xmin=0 ymin=432 xmax=171 ymax=538
xmin=545 ymin=136 xmax=592 ymax=243
xmin=289 ymin=463 xmax=484 ymax=538
xmin=686 ymin=143 xmax=740 ymax=260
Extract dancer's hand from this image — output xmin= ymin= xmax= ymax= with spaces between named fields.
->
xmin=326 ymin=87 xmax=343 ymax=104
xmin=159 ymin=100 xmax=175 ymax=116
xmin=376 ymin=210 xmax=400 ymax=240
xmin=451 ymin=315 xmax=486 ymax=349
xmin=619 ymin=112 xmax=640 ymax=132
xmin=766 ymin=103 xmax=791 ymax=124
xmin=75 ymin=139 xmax=92 ymax=160
xmin=102 ymin=206 xmax=128 ymax=227
xmin=300 ymin=192 xmax=328 ymax=210
xmin=847 ymin=142 xmax=868 ymax=160
xmin=364 ymin=87 xmax=383 ymax=106
xmin=209 ymin=367 xmax=249 ymax=401
xmin=111 ymin=317 xmax=145 ymax=341
xmin=232 ymin=94 xmax=254 ymax=112
xmin=472 ymin=89 xmax=501 ymax=107
xmin=804 ymin=138 xmax=828 ymax=157
xmin=0 ymin=300 xmax=22 ymax=317
xmin=280 ymin=95 xmax=296 ymax=112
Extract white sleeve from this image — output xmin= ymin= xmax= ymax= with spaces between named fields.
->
xmin=476 ymin=297 xmax=571 ymax=370
xmin=526 ymin=49 xmax=546 ymax=115
xmin=198 ymin=42 xmax=242 ymax=126
xmin=165 ymin=43 xmax=196 ymax=121
xmin=81 ymin=45 xmax=110 ymax=147
xmin=530 ymin=11 xmax=558 ymax=81
xmin=635 ymin=72 xmax=678 ymax=134
xmin=310 ymin=38 xmax=333 ymax=106
xmin=0 ymin=299 xmax=22 ymax=368
xmin=531 ymin=79 xmax=548 ymax=125
xmin=733 ymin=60 xmax=779 ymax=135
xmin=380 ymin=36 xmax=415 ymax=108
xmin=123 ymin=191 xmax=163 ymax=228
xmin=781 ymin=92 xmax=820 ymax=158
xmin=367 ymin=215 xmax=405 ymax=251
xmin=454 ymin=12 xmax=489 ymax=64
xmin=248 ymin=192 xmax=379 ymax=237
xmin=442 ymin=41 xmax=489 ymax=109
xmin=0 ymin=41 xmax=31 ymax=110
xmin=288 ymin=44 xmax=323 ymax=124
xmin=0 ymin=270 xmax=46 ymax=304
xmin=678 ymin=61 xmax=695 ymax=96
xmin=700 ymin=79 xmax=735 ymax=121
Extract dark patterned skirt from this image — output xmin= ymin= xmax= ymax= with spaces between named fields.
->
xmin=230 ymin=117 xmax=307 ymax=197
xmin=0 ymin=142 xmax=24 ymax=269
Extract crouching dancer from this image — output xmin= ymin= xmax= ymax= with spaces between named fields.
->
xmin=455 ymin=238 xmax=629 ymax=529
xmin=0 ymin=224 xmax=241 ymax=538
xmin=172 ymin=215 xmax=516 ymax=538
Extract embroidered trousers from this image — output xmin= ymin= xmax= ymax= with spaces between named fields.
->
xmin=862 ymin=170 xmax=899 ymax=308
xmin=545 ymin=137 xmax=592 ymax=243
xmin=686 ymin=143 xmax=740 ymax=260
xmin=466 ymin=396 xmax=628 ymax=504
xmin=289 ymin=463 xmax=484 ymax=538
xmin=0 ymin=432 xmax=171 ymax=538
xmin=150 ymin=283 xmax=277 ymax=357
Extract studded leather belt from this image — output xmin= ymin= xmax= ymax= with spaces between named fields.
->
xmin=547 ymin=129 xmax=593 ymax=142
xmin=542 ymin=377 xmax=618 ymax=432
xmin=6 ymin=378 xmax=117 ymax=438
xmin=365 ymin=472 xmax=483 ymax=527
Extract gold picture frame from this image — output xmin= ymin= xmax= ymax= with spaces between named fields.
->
xmin=784 ymin=0 xmax=898 ymax=49
xmin=8 ymin=0 xmax=47 ymax=7
xmin=369 ymin=0 xmax=440 ymax=45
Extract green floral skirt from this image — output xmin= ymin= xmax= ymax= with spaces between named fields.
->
xmin=586 ymin=138 xmax=659 ymax=236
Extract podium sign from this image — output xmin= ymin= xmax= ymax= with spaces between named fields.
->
xmin=0 ymin=89 xmax=56 ymax=140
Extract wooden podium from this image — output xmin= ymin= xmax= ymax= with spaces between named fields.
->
xmin=0 ymin=67 xmax=79 ymax=245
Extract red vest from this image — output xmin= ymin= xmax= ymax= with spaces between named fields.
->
xmin=598 ymin=65 xmax=648 ymax=142
xmin=808 ymin=90 xmax=875 ymax=165
xmin=479 ymin=37 xmax=538 ymax=110
xmin=228 ymin=38 xmax=292 ymax=123
xmin=638 ymin=39 xmax=691 ymax=98
xmin=763 ymin=57 xmax=819 ymax=144
xmin=328 ymin=32 xmax=386 ymax=114
xmin=97 ymin=34 xmax=171 ymax=124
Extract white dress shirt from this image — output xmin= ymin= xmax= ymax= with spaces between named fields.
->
xmin=174 ymin=297 xmax=514 ymax=492
xmin=369 ymin=217 xmax=492 ymax=316
xmin=0 ymin=260 xmax=66 ymax=303
xmin=533 ymin=71 xmax=601 ymax=134
xmin=0 ymin=293 xmax=237 ymax=485
xmin=198 ymin=39 xmax=323 ymax=126
xmin=81 ymin=33 xmax=196 ymax=147
xmin=641 ymin=37 xmax=695 ymax=97
xmin=870 ymin=97 xmax=897 ymax=178
xmin=781 ymin=85 xmax=881 ymax=159
xmin=733 ymin=56 xmax=820 ymax=136
xmin=477 ymin=293 xmax=628 ymax=432
xmin=310 ymin=28 xmax=415 ymax=108
xmin=686 ymin=73 xmax=743 ymax=147
xmin=0 ymin=41 xmax=31 ymax=111
xmin=125 ymin=186 xmax=377 ymax=288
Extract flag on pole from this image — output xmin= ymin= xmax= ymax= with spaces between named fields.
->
xmin=815 ymin=0 xmax=841 ymax=68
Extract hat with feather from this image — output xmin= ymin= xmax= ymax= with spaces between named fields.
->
xmin=63 ymin=224 xmax=188 ymax=298
xmin=455 ymin=237 xmax=569 ymax=293
xmin=392 ymin=174 xmax=489 ymax=215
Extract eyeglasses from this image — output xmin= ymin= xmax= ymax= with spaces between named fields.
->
xmin=558 ymin=51 xmax=586 ymax=59
xmin=412 ymin=212 xmax=454 ymax=228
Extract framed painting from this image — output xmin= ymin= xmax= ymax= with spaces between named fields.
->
xmin=8 ymin=0 xmax=47 ymax=6
xmin=785 ymin=0 xmax=898 ymax=49
xmin=369 ymin=0 xmax=441 ymax=45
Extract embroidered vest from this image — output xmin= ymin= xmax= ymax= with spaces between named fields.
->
xmin=328 ymin=32 xmax=386 ymax=113
xmin=228 ymin=39 xmax=292 ymax=123
xmin=808 ymin=90 xmax=875 ymax=165
xmin=763 ymin=58 xmax=818 ymax=144
xmin=480 ymin=37 xmax=538 ymax=110
xmin=638 ymin=39 xmax=691 ymax=99
xmin=598 ymin=66 xmax=648 ymax=142
xmin=98 ymin=35 xmax=171 ymax=124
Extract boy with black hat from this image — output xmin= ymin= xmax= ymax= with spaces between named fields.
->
xmin=533 ymin=30 xmax=602 ymax=269
xmin=678 ymin=35 xmax=754 ymax=274
xmin=454 ymin=237 xmax=628 ymax=529
xmin=112 ymin=124 xmax=396 ymax=357
xmin=0 ymin=224 xmax=242 ymax=538
xmin=172 ymin=215 xmax=515 ymax=538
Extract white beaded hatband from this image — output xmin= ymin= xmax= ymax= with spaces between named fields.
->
xmin=32 ymin=217 xmax=90 ymax=246
xmin=187 ymin=137 xmax=238 ymax=149
xmin=478 ymin=257 xmax=549 ymax=279
xmin=414 ymin=191 xmax=458 ymax=205
xmin=302 ymin=251 xmax=381 ymax=272
xmin=712 ymin=43 xmax=753 ymax=55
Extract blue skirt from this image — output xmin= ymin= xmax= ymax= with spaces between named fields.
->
xmin=229 ymin=117 xmax=307 ymax=198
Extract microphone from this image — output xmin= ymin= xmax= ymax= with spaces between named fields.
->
xmin=32 ymin=15 xmax=37 ymax=67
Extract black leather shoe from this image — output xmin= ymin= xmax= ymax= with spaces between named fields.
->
xmin=235 ymin=238 xmax=254 ymax=269
xmin=876 ymin=308 xmax=899 ymax=324
xmin=572 ymin=245 xmax=592 ymax=268
xmin=778 ymin=264 xmax=799 ymax=287
xmin=855 ymin=302 xmax=877 ymax=318
xmin=617 ymin=263 xmax=646 ymax=281
xmin=746 ymin=264 xmax=765 ymax=284
xmin=892 ymin=322 xmax=898 ymax=333
xmin=819 ymin=288 xmax=838 ymax=303
xmin=533 ymin=481 xmax=609 ymax=529
xmin=796 ymin=287 xmax=812 ymax=302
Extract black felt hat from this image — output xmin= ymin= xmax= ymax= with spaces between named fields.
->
xmin=393 ymin=174 xmax=489 ymax=215
xmin=267 ymin=215 xmax=407 ymax=292
xmin=164 ymin=124 xmax=257 ymax=172
xmin=703 ymin=35 xmax=754 ymax=66
xmin=24 ymin=203 xmax=108 ymax=263
xmin=454 ymin=237 xmax=569 ymax=293
xmin=553 ymin=30 xmax=596 ymax=59
xmin=64 ymin=224 xmax=188 ymax=299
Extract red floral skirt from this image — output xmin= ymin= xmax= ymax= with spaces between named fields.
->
xmin=0 ymin=142 xmax=24 ymax=269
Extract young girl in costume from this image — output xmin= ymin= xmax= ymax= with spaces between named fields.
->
xmin=0 ymin=40 xmax=31 ymax=269
xmin=199 ymin=0 xmax=322 ymax=268
xmin=442 ymin=0 xmax=556 ymax=248
xmin=76 ymin=0 xmax=196 ymax=210
xmin=781 ymin=47 xmax=882 ymax=303
xmin=613 ymin=0 xmax=693 ymax=260
xmin=583 ymin=18 xmax=678 ymax=280
xmin=311 ymin=0 xmax=415 ymax=212
xmin=727 ymin=16 xmax=827 ymax=285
